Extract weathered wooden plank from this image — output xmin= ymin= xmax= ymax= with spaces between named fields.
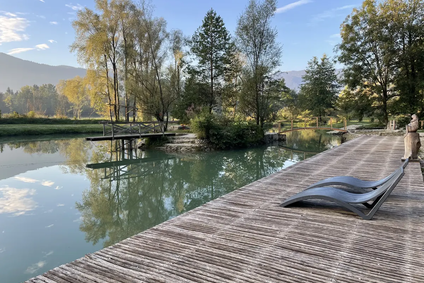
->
xmin=27 ymin=136 xmax=424 ymax=282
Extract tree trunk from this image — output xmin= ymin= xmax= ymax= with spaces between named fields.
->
xmin=382 ymin=88 xmax=388 ymax=126
xmin=104 ymin=55 xmax=113 ymax=122
xmin=132 ymin=96 xmax=136 ymax=122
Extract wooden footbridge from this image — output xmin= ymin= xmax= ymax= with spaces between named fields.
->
xmin=279 ymin=117 xmax=348 ymax=133
xmin=27 ymin=135 xmax=424 ymax=282
xmin=85 ymin=121 xmax=178 ymax=142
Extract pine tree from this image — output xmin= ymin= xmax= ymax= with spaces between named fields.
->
xmin=299 ymin=54 xmax=339 ymax=122
xmin=190 ymin=9 xmax=234 ymax=113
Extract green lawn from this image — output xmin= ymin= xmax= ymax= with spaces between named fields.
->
xmin=276 ymin=119 xmax=383 ymax=131
xmin=0 ymin=124 xmax=104 ymax=137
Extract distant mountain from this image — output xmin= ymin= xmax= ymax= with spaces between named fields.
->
xmin=275 ymin=70 xmax=306 ymax=90
xmin=0 ymin=52 xmax=340 ymax=93
xmin=275 ymin=69 xmax=343 ymax=90
xmin=0 ymin=53 xmax=86 ymax=92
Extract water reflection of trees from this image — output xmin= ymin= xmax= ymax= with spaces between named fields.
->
xmin=75 ymin=143 xmax=295 ymax=248
xmin=3 ymin=134 xmax=339 ymax=248
xmin=284 ymin=130 xmax=343 ymax=152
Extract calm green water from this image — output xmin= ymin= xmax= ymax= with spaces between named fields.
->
xmin=0 ymin=131 xmax=342 ymax=282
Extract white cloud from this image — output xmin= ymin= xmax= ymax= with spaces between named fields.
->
xmin=310 ymin=4 xmax=357 ymax=25
xmin=40 ymin=0 xmax=45 ymax=2
xmin=25 ymin=261 xmax=46 ymax=274
xmin=36 ymin=15 xmax=46 ymax=19
xmin=1 ymin=12 xmax=17 ymax=17
xmin=14 ymin=176 xmax=38 ymax=183
xmin=336 ymin=5 xmax=356 ymax=11
xmin=326 ymin=33 xmax=341 ymax=46
xmin=49 ymin=21 xmax=58 ymax=25
xmin=45 ymin=224 xmax=54 ymax=228
xmin=65 ymin=3 xmax=84 ymax=11
xmin=0 ymin=13 xmax=30 ymax=44
xmin=7 ymin=48 xmax=34 ymax=55
xmin=57 ymin=204 xmax=64 ymax=207
xmin=48 ymin=39 xmax=57 ymax=43
xmin=0 ymin=187 xmax=37 ymax=216
xmin=40 ymin=180 xmax=54 ymax=186
xmin=276 ymin=0 xmax=312 ymax=14
xmin=43 ymin=251 xmax=54 ymax=257
xmin=35 ymin=43 xmax=49 ymax=51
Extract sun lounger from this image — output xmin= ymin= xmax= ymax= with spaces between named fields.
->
xmin=306 ymin=159 xmax=409 ymax=190
xmin=280 ymin=164 xmax=406 ymax=220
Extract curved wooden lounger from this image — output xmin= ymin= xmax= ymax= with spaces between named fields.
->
xmin=306 ymin=159 xmax=409 ymax=190
xmin=280 ymin=166 xmax=405 ymax=220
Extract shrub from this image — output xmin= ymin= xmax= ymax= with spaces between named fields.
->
xmin=191 ymin=113 xmax=264 ymax=149
xmin=27 ymin=111 xmax=36 ymax=118
xmin=190 ymin=112 xmax=217 ymax=140
xmin=10 ymin=111 xmax=20 ymax=118
xmin=394 ymin=115 xmax=411 ymax=129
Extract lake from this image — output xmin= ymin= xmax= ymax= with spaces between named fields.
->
xmin=0 ymin=131 xmax=343 ymax=282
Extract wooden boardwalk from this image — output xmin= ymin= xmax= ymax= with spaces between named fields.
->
xmin=27 ymin=136 xmax=424 ymax=283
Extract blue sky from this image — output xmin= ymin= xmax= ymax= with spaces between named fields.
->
xmin=0 ymin=0 xmax=360 ymax=71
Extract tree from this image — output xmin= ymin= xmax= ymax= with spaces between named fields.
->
xmin=190 ymin=9 xmax=234 ymax=113
xmin=299 ymin=54 xmax=339 ymax=122
xmin=336 ymin=85 xmax=376 ymax=121
xmin=337 ymin=0 xmax=396 ymax=126
xmin=129 ymin=4 xmax=173 ymax=129
xmin=57 ymin=76 xmax=89 ymax=119
xmin=71 ymin=0 xmax=135 ymax=121
xmin=236 ymin=0 xmax=282 ymax=128
xmin=384 ymin=0 xmax=424 ymax=117
xmin=280 ymin=89 xmax=300 ymax=120
xmin=173 ymin=73 xmax=210 ymax=123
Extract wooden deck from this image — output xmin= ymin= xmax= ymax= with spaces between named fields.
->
xmin=27 ymin=135 xmax=424 ymax=283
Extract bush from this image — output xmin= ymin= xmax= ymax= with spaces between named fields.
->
xmin=27 ymin=111 xmax=36 ymax=118
xmin=190 ymin=112 xmax=218 ymax=140
xmin=9 ymin=111 xmax=21 ymax=118
xmin=191 ymin=113 xmax=264 ymax=149
xmin=394 ymin=115 xmax=410 ymax=129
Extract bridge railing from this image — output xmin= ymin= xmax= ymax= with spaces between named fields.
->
xmin=99 ymin=121 xmax=180 ymax=137
xmin=277 ymin=117 xmax=347 ymax=133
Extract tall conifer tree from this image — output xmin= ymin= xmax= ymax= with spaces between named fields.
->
xmin=190 ymin=9 xmax=234 ymax=113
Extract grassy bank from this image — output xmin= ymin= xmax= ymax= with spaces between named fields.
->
xmin=0 ymin=124 xmax=104 ymax=137
xmin=0 ymin=117 xmax=105 ymax=124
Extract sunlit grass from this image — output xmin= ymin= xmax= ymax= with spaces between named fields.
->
xmin=274 ymin=118 xmax=383 ymax=132
xmin=0 ymin=124 xmax=104 ymax=137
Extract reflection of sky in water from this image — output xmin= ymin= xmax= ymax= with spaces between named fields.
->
xmin=0 ymin=187 xmax=37 ymax=216
xmin=0 ymin=164 xmax=104 ymax=283
xmin=0 ymin=134 xmax=341 ymax=283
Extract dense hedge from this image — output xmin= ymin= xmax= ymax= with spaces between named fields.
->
xmin=191 ymin=113 xmax=264 ymax=149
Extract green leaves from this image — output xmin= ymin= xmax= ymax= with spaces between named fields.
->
xmin=189 ymin=9 xmax=234 ymax=113
xmin=236 ymin=0 xmax=283 ymax=128
xmin=299 ymin=55 xmax=339 ymax=121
